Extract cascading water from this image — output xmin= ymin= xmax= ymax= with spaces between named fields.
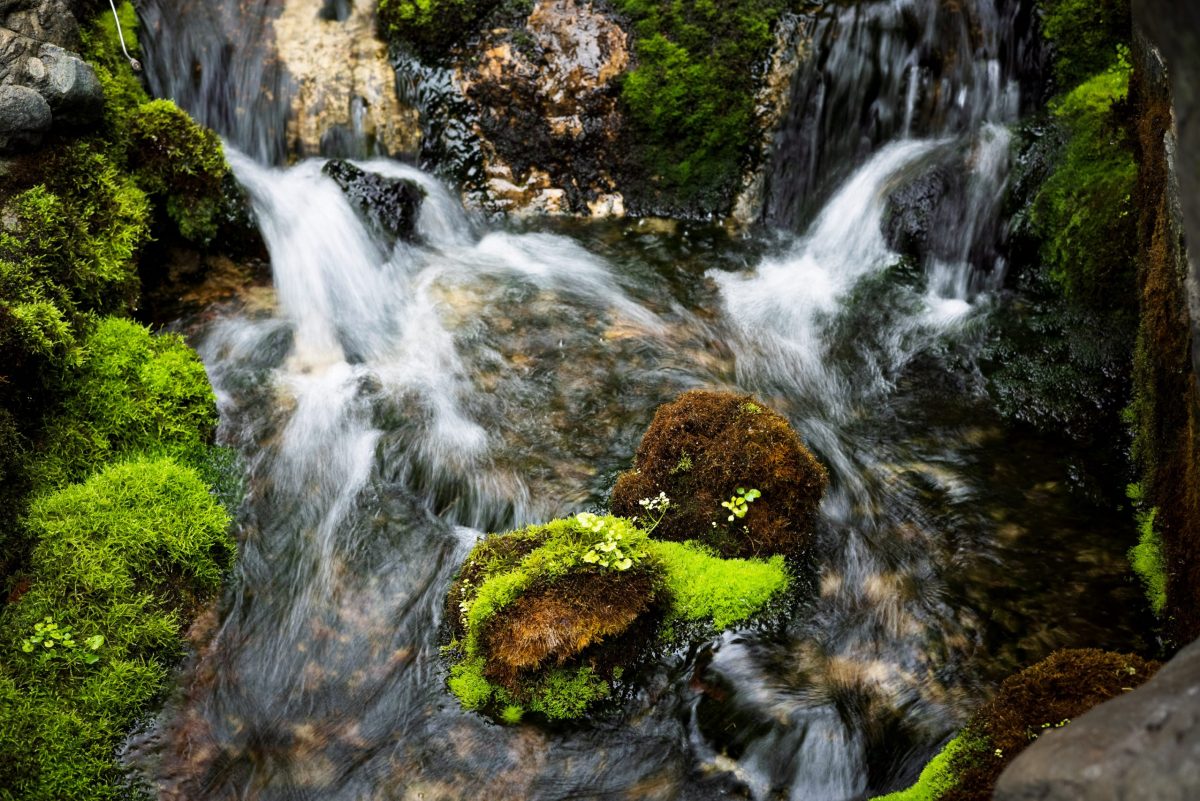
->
xmin=128 ymin=2 xmax=1146 ymax=800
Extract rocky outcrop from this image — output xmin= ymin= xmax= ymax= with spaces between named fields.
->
xmin=274 ymin=0 xmax=419 ymax=159
xmin=0 ymin=0 xmax=103 ymax=151
xmin=1127 ymin=20 xmax=1200 ymax=642
xmin=452 ymin=0 xmax=629 ymax=217
xmin=994 ymin=637 xmax=1200 ymax=801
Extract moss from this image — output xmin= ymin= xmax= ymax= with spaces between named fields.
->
xmin=0 ymin=458 xmax=233 ymax=799
xmin=611 ymin=390 xmax=828 ymax=559
xmin=78 ymin=0 xmax=146 ymax=133
xmin=872 ymin=734 xmax=988 ymax=801
xmin=1031 ymin=54 xmax=1137 ymax=311
xmin=1039 ymin=0 xmax=1131 ymax=91
xmin=880 ymin=650 xmax=1159 ymax=801
xmin=29 ymin=317 xmax=218 ymax=492
xmin=647 ymin=540 xmax=787 ymax=629
xmin=446 ymin=510 xmax=789 ymax=721
xmin=612 ymin=0 xmax=792 ymax=209
xmin=128 ymin=100 xmax=230 ymax=245
xmin=378 ymin=0 xmax=505 ymax=61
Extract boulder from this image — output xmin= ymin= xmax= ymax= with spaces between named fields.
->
xmin=0 ymin=83 xmax=50 ymax=148
xmin=994 ymin=638 xmax=1200 ymax=801
xmin=322 ymin=159 xmax=425 ymax=243
xmin=611 ymin=391 xmax=828 ymax=559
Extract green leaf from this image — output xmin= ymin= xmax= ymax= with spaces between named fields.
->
xmin=86 ymin=634 xmax=105 ymax=650
xmin=21 ymin=641 xmax=34 ymax=653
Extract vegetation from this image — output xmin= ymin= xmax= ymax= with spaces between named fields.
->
xmin=872 ymin=650 xmax=1159 ymax=801
xmin=378 ymin=0 xmax=506 ymax=61
xmin=612 ymin=0 xmax=791 ymax=208
xmin=1031 ymin=53 xmax=1136 ymax=310
xmin=612 ymin=390 xmax=827 ymax=558
xmin=1039 ymin=0 xmax=1131 ymax=91
xmin=445 ymin=512 xmax=788 ymax=721
xmin=0 ymin=459 xmax=234 ymax=800
xmin=0 ymin=3 xmax=236 ymax=798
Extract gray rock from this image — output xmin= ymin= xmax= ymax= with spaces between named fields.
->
xmin=0 ymin=82 xmax=50 ymax=146
xmin=994 ymin=637 xmax=1200 ymax=801
xmin=29 ymin=43 xmax=103 ymax=123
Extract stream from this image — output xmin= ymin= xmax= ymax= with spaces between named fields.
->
xmin=128 ymin=1 xmax=1148 ymax=799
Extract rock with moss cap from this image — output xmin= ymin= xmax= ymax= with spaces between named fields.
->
xmin=611 ymin=390 xmax=828 ymax=559
xmin=445 ymin=512 xmax=789 ymax=722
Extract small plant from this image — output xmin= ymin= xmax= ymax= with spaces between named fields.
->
xmin=671 ymin=454 xmax=693 ymax=474
xmin=578 ymin=513 xmax=641 ymax=571
xmin=636 ymin=492 xmax=671 ymax=534
xmin=20 ymin=617 xmax=104 ymax=667
xmin=720 ymin=487 xmax=761 ymax=522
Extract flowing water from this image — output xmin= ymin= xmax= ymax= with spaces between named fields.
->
xmin=129 ymin=1 xmax=1146 ymax=799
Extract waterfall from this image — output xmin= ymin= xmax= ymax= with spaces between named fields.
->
xmin=123 ymin=3 xmax=1146 ymax=800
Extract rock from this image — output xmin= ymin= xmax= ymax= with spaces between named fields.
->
xmin=611 ymin=390 xmax=828 ymax=559
xmin=273 ymin=0 xmax=420 ymax=159
xmin=0 ymin=83 xmax=50 ymax=147
xmin=26 ymin=44 xmax=102 ymax=123
xmin=883 ymin=166 xmax=952 ymax=259
xmin=322 ymin=159 xmax=425 ymax=243
xmin=0 ymin=0 xmax=81 ymax=51
xmin=994 ymin=638 xmax=1200 ymax=801
xmin=452 ymin=0 xmax=630 ymax=217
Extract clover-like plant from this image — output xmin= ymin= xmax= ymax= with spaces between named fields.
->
xmin=20 ymin=617 xmax=104 ymax=667
xmin=720 ymin=487 xmax=761 ymax=522
xmin=578 ymin=512 xmax=642 ymax=571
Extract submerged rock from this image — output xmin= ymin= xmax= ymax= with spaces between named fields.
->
xmin=322 ymin=158 xmax=425 ymax=242
xmin=994 ymin=637 xmax=1200 ymax=801
xmin=611 ymin=390 xmax=828 ymax=559
xmin=446 ymin=513 xmax=789 ymax=722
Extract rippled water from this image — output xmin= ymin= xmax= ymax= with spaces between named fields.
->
xmin=127 ymin=1 xmax=1147 ymax=799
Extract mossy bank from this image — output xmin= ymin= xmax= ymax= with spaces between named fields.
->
xmin=0 ymin=2 xmax=239 ymax=798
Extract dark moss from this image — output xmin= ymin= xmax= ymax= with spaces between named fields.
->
xmin=1038 ymin=0 xmax=1131 ymax=92
xmin=378 ymin=0 xmax=506 ymax=62
xmin=611 ymin=390 xmax=828 ymax=559
xmin=1126 ymin=44 xmax=1200 ymax=642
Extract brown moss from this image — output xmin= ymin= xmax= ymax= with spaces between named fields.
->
xmin=1128 ymin=46 xmax=1200 ymax=642
xmin=481 ymin=568 xmax=661 ymax=694
xmin=444 ymin=530 xmax=542 ymax=641
xmin=611 ymin=390 xmax=828 ymax=558
xmin=941 ymin=649 xmax=1160 ymax=801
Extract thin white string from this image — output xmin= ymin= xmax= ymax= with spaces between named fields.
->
xmin=107 ymin=0 xmax=142 ymax=71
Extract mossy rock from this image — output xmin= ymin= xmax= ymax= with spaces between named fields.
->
xmin=611 ymin=390 xmax=828 ymax=559
xmin=875 ymin=649 xmax=1160 ymax=801
xmin=446 ymin=513 xmax=789 ymax=721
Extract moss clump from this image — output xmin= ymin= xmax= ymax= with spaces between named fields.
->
xmin=0 ymin=458 xmax=233 ymax=799
xmin=1039 ymin=0 xmax=1131 ymax=91
xmin=611 ymin=390 xmax=827 ymax=559
xmin=1124 ymin=482 xmax=1166 ymax=616
xmin=873 ymin=734 xmax=989 ymax=801
xmin=29 ymin=317 xmax=218 ymax=491
xmin=128 ymin=100 xmax=230 ymax=244
xmin=612 ymin=0 xmax=791 ymax=209
xmin=874 ymin=650 xmax=1159 ymax=801
xmin=378 ymin=0 xmax=505 ymax=61
xmin=446 ymin=513 xmax=788 ymax=721
xmin=1031 ymin=53 xmax=1136 ymax=311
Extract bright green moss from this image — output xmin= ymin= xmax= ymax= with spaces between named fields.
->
xmin=612 ymin=0 xmax=791 ymax=208
xmin=872 ymin=734 xmax=987 ymax=801
xmin=526 ymin=666 xmax=610 ymax=720
xmin=0 ymin=458 xmax=232 ymax=800
xmin=648 ymin=540 xmax=788 ymax=629
xmin=129 ymin=100 xmax=229 ymax=244
xmin=1039 ymin=0 xmax=1131 ymax=91
xmin=78 ymin=0 xmax=146 ymax=133
xmin=30 ymin=317 xmax=218 ymax=491
xmin=1031 ymin=54 xmax=1136 ymax=310
xmin=1126 ymin=484 xmax=1166 ymax=615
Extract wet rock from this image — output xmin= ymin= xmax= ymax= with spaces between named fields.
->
xmin=994 ymin=638 xmax=1200 ymax=801
xmin=883 ymin=166 xmax=951 ymax=259
xmin=322 ymin=158 xmax=424 ymax=242
xmin=453 ymin=0 xmax=630 ymax=217
xmin=611 ymin=390 xmax=828 ymax=559
xmin=0 ymin=83 xmax=50 ymax=147
xmin=273 ymin=0 xmax=420 ymax=159
xmin=25 ymin=43 xmax=103 ymax=124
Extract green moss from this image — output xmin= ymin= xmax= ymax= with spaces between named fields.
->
xmin=128 ymin=100 xmax=229 ymax=244
xmin=378 ymin=0 xmax=505 ymax=61
xmin=872 ymin=735 xmax=988 ymax=801
xmin=648 ymin=540 xmax=788 ymax=629
xmin=1031 ymin=54 xmax=1136 ymax=310
xmin=612 ymin=0 xmax=791 ymax=208
xmin=0 ymin=458 xmax=232 ymax=799
xmin=1126 ymin=484 xmax=1166 ymax=615
xmin=29 ymin=317 xmax=217 ymax=491
xmin=78 ymin=0 xmax=146 ymax=133
xmin=1039 ymin=0 xmax=1131 ymax=91
xmin=526 ymin=666 xmax=610 ymax=719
